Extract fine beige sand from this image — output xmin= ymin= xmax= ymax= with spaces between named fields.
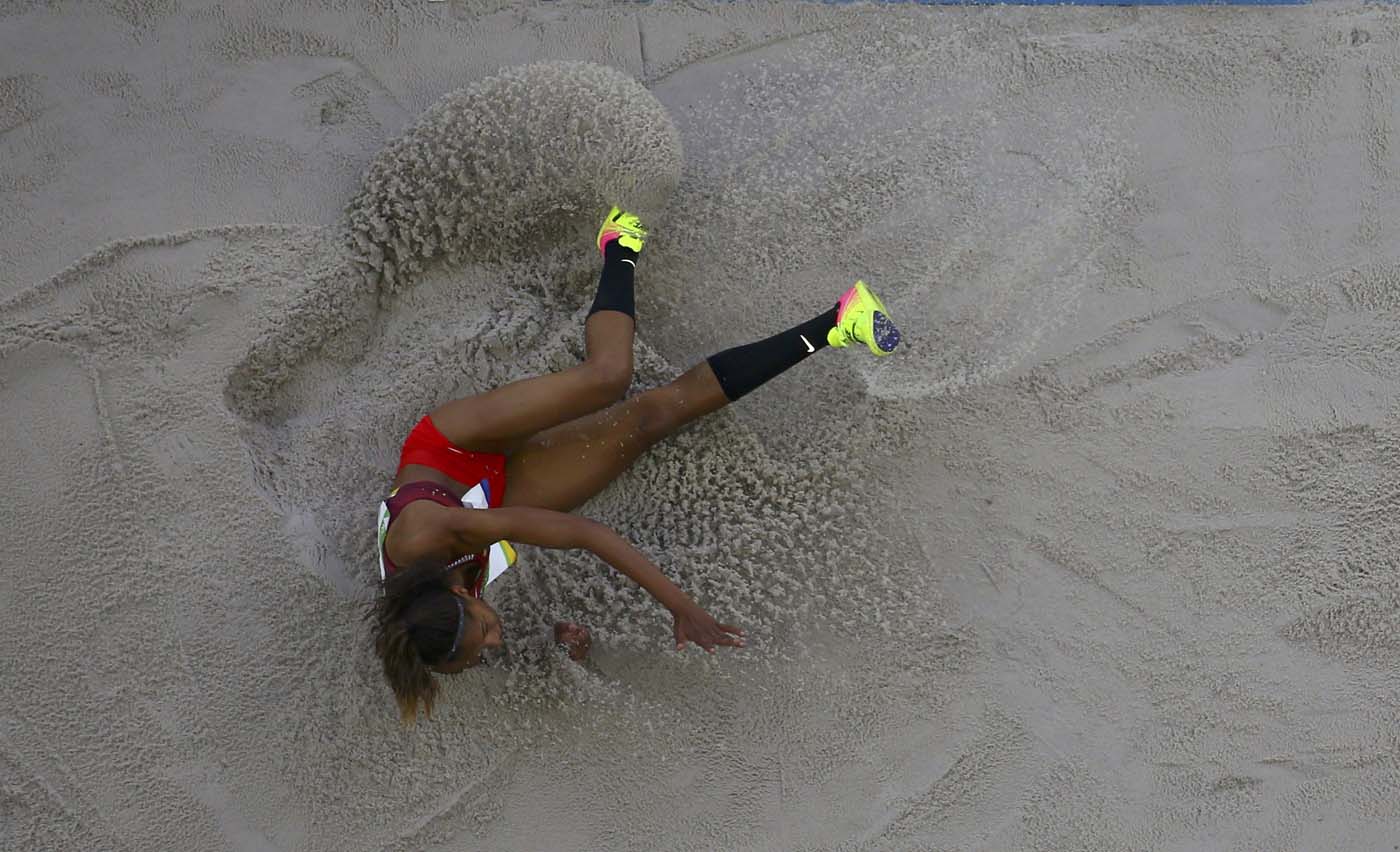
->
xmin=4 ymin=1 xmax=1400 ymax=850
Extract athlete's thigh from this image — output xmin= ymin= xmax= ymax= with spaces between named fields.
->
xmin=503 ymin=364 xmax=728 ymax=512
xmin=428 ymin=364 xmax=620 ymax=455
xmin=429 ymin=311 xmax=634 ymax=454
xmin=502 ymin=394 xmax=662 ymax=513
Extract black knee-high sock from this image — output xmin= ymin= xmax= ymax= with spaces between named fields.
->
xmin=705 ymin=304 xmax=839 ymax=401
xmin=589 ymin=239 xmax=638 ymax=319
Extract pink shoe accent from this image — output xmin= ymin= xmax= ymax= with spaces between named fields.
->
xmin=835 ymin=285 xmax=860 ymax=323
xmin=597 ymin=231 xmax=621 ymax=256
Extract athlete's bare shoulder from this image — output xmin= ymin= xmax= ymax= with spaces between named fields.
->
xmin=386 ymin=499 xmax=460 ymax=569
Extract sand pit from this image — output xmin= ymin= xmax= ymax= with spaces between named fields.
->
xmin=3 ymin=1 xmax=1400 ymax=849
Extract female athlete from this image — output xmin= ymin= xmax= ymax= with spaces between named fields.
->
xmin=370 ymin=207 xmax=901 ymax=720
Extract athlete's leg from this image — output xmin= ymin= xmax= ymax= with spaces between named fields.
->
xmin=428 ymin=308 xmax=632 ymax=456
xmin=427 ymin=211 xmax=647 ymax=455
xmin=502 ymin=360 xmax=728 ymax=512
xmin=504 ymin=283 xmax=900 ymax=512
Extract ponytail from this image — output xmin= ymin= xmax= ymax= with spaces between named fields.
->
xmin=367 ymin=565 xmax=467 ymax=723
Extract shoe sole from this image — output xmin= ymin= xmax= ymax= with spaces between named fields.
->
xmin=870 ymin=311 xmax=901 ymax=354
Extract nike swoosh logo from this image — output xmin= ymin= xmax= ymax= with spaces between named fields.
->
xmin=800 ymin=334 xmax=815 ymax=353
xmin=620 ymin=259 xmax=635 ymax=268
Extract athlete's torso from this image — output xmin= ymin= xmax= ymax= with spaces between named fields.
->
xmin=378 ymin=468 xmax=515 ymax=595
xmin=381 ymin=482 xmax=479 ymax=573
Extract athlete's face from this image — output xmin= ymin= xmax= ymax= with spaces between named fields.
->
xmin=432 ymin=591 xmax=504 ymax=674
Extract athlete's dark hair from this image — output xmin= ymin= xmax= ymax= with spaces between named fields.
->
xmin=367 ymin=565 xmax=468 ymax=723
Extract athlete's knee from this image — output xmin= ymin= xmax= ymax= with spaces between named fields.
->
xmin=582 ymin=356 xmax=631 ymax=403
xmin=633 ymin=391 xmax=678 ymax=444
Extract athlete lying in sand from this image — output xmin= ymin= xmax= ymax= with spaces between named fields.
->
xmin=370 ymin=207 xmax=902 ymax=721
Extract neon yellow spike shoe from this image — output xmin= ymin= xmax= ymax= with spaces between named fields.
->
xmin=596 ymin=206 xmax=648 ymax=255
xmin=828 ymin=280 xmax=902 ymax=355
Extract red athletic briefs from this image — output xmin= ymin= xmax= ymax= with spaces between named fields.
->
xmin=397 ymin=415 xmax=507 ymax=505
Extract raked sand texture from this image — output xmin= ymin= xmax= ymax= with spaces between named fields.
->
xmin=3 ymin=1 xmax=1400 ymax=850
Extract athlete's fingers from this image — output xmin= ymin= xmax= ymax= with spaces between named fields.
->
xmin=719 ymin=623 xmax=744 ymax=636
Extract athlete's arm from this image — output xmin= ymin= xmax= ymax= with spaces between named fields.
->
xmin=453 ymin=507 xmax=690 ymax=610
xmin=452 ymin=507 xmax=745 ymax=652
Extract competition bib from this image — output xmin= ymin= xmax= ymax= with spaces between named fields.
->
xmin=376 ymin=490 xmax=395 ymax=582
xmin=458 ymin=480 xmax=517 ymax=588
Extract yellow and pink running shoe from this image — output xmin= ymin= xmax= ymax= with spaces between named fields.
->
xmin=828 ymin=280 xmax=901 ymax=355
xmin=596 ymin=206 xmax=648 ymax=255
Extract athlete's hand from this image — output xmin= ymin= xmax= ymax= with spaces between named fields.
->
xmin=671 ymin=604 xmax=745 ymax=653
xmin=553 ymin=621 xmax=591 ymax=662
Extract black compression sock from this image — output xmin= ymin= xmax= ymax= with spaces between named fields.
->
xmin=588 ymin=239 xmax=638 ymax=319
xmin=705 ymin=304 xmax=839 ymax=402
